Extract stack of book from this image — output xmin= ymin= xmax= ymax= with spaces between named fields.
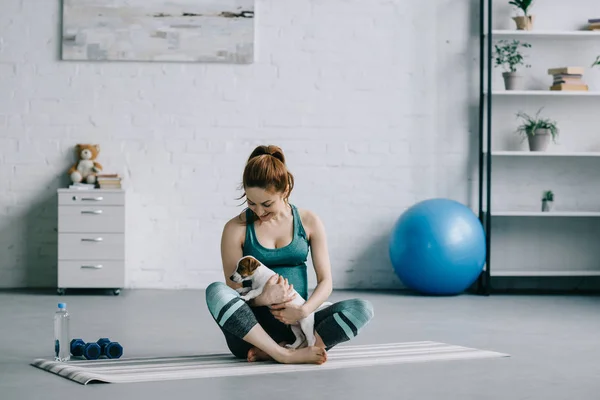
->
xmin=68 ymin=183 xmax=95 ymax=190
xmin=588 ymin=18 xmax=600 ymax=30
xmin=96 ymin=174 xmax=123 ymax=189
xmin=548 ymin=67 xmax=588 ymax=91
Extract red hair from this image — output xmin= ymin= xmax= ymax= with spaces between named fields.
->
xmin=238 ymin=146 xmax=294 ymax=222
xmin=242 ymin=145 xmax=294 ymax=197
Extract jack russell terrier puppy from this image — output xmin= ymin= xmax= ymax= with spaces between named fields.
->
xmin=230 ymin=255 xmax=321 ymax=350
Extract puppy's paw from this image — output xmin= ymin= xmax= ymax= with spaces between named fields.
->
xmin=240 ymin=295 xmax=250 ymax=301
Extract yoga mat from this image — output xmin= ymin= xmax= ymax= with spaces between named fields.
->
xmin=31 ymin=341 xmax=509 ymax=385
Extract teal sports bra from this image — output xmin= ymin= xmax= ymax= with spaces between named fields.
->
xmin=242 ymin=204 xmax=310 ymax=300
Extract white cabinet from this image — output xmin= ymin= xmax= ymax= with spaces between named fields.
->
xmin=57 ymin=189 xmax=126 ymax=295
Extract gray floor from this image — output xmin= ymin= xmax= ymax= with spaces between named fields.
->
xmin=1 ymin=289 xmax=599 ymax=399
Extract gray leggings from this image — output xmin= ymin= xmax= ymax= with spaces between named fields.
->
xmin=205 ymin=282 xmax=374 ymax=358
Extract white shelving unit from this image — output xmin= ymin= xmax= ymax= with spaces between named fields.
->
xmin=487 ymin=29 xmax=600 ymax=38
xmin=491 ymin=270 xmax=600 ymax=277
xmin=492 ymin=211 xmax=600 ymax=217
xmin=487 ymin=90 xmax=600 ymax=96
xmin=479 ymin=19 xmax=600 ymax=292
xmin=486 ymin=151 xmax=600 ymax=157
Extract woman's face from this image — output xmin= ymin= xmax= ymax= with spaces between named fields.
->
xmin=245 ymin=186 xmax=287 ymax=222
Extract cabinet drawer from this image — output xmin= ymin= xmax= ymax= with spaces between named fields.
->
xmin=58 ymin=233 xmax=124 ymax=260
xmin=58 ymin=206 xmax=124 ymax=233
xmin=58 ymin=260 xmax=124 ymax=288
xmin=58 ymin=191 xmax=125 ymax=206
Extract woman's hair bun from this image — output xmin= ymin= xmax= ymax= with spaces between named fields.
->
xmin=248 ymin=145 xmax=286 ymax=165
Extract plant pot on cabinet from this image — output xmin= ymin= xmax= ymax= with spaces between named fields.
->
xmin=503 ymin=72 xmax=525 ymax=90
xmin=541 ymin=199 xmax=554 ymax=212
xmin=513 ymin=15 xmax=534 ymax=30
xmin=528 ymin=128 xmax=551 ymax=151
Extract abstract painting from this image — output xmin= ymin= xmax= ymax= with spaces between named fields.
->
xmin=61 ymin=0 xmax=254 ymax=63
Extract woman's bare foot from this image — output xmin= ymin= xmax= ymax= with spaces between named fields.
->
xmin=247 ymin=347 xmax=272 ymax=362
xmin=247 ymin=342 xmax=287 ymax=362
xmin=277 ymin=346 xmax=327 ymax=365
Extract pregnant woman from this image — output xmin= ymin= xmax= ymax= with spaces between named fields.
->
xmin=205 ymin=145 xmax=374 ymax=365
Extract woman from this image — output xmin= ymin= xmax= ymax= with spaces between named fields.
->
xmin=205 ymin=145 xmax=374 ymax=365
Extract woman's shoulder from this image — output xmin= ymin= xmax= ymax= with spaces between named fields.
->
xmin=222 ymin=210 xmax=248 ymax=237
xmin=296 ymin=206 xmax=318 ymax=222
xmin=295 ymin=206 xmax=325 ymax=235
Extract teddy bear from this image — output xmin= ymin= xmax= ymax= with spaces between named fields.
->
xmin=68 ymin=144 xmax=103 ymax=184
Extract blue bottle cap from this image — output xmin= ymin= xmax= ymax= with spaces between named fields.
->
xmin=58 ymin=303 xmax=66 ymax=309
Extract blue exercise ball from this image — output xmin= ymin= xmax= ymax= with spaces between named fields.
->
xmin=389 ymin=198 xmax=486 ymax=295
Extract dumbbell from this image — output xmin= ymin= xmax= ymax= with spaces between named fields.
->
xmin=70 ymin=339 xmax=102 ymax=360
xmin=96 ymin=337 xmax=123 ymax=359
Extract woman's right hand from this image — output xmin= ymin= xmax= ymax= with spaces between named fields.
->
xmin=255 ymin=275 xmax=296 ymax=307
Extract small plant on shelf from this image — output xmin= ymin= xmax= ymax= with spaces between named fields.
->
xmin=493 ymin=40 xmax=531 ymax=90
xmin=541 ymin=190 xmax=554 ymax=212
xmin=509 ymin=0 xmax=535 ymax=30
xmin=515 ymin=107 xmax=559 ymax=152
xmin=592 ymin=56 xmax=600 ymax=68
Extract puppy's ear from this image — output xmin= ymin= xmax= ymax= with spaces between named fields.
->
xmin=246 ymin=257 xmax=261 ymax=273
xmin=237 ymin=257 xmax=253 ymax=276
xmin=237 ymin=256 xmax=261 ymax=276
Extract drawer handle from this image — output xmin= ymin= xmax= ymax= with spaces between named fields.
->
xmin=81 ymin=265 xmax=103 ymax=269
xmin=81 ymin=210 xmax=103 ymax=215
xmin=81 ymin=237 xmax=103 ymax=242
xmin=81 ymin=197 xmax=104 ymax=201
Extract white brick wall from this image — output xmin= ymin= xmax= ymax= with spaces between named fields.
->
xmin=2 ymin=0 xmax=598 ymax=290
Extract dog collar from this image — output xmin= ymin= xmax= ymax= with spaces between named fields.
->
xmin=242 ymin=280 xmax=252 ymax=288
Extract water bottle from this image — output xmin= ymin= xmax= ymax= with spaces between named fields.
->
xmin=54 ymin=303 xmax=70 ymax=362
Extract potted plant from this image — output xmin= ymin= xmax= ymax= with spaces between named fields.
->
xmin=592 ymin=55 xmax=600 ymax=68
xmin=515 ymin=107 xmax=559 ymax=151
xmin=493 ymin=39 xmax=532 ymax=90
xmin=541 ymin=190 xmax=554 ymax=212
xmin=509 ymin=0 xmax=535 ymax=30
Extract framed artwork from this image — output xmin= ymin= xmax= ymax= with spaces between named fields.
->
xmin=61 ymin=0 xmax=254 ymax=63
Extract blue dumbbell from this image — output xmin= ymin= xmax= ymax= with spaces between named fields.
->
xmin=96 ymin=337 xmax=123 ymax=359
xmin=70 ymin=339 xmax=102 ymax=360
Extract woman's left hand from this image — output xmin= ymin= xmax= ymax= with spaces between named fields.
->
xmin=270 ymin=302 xmax=307 ymax=325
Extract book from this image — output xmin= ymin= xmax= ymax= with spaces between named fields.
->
xmin=68 ymin=183 xmax=96 ymax=190
xmin=96 ymin=173 xmax=123 ymax=189
xmin=547 ymin=67 xmax=585 ymax=75
xmin=550 ymin=83 xmax=589 ymax=91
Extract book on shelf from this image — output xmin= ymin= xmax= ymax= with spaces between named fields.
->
xmin=550 ymin=83 xmax=589 ymax=91
xmin=547 ymin=67 xmax=588 ymax=91
xmin=547 ymin=67 xmax=585 ymax=75
xmin=588 ymin=18 xmax=600 ymax=30
xmin=552 ymin=74 xmax=583 ymax=85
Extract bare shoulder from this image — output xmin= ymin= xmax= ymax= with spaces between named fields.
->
xmin=222 ymin=211 xmax=247 ymax=242
xmin=297 ymin=207 xmax=326 ymax=239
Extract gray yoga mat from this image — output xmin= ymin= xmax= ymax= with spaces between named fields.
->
xmin=31 ymin=341 xmax=509 ymax=385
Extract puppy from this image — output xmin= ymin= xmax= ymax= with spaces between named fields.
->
xmin=230 ymin=255 xmax=316 ymax=349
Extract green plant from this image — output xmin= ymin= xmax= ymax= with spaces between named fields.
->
xmin=493 ymin=40 xmax=532 ymax=73
xmin=515 ymin=107 xmax=559 ymax=142
xmin=592 ymin=55 xmax=600 ymax=68
xmin=543 ymin=190 xmax=554 ymax=201
xmin=509 ymin=0 xmax=535 ymax=16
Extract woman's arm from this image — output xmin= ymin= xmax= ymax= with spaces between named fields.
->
xmin=301 ymin=211 xmax=333 ymax=315
xmin=220 ymin=217 xmax=244 ymax=290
